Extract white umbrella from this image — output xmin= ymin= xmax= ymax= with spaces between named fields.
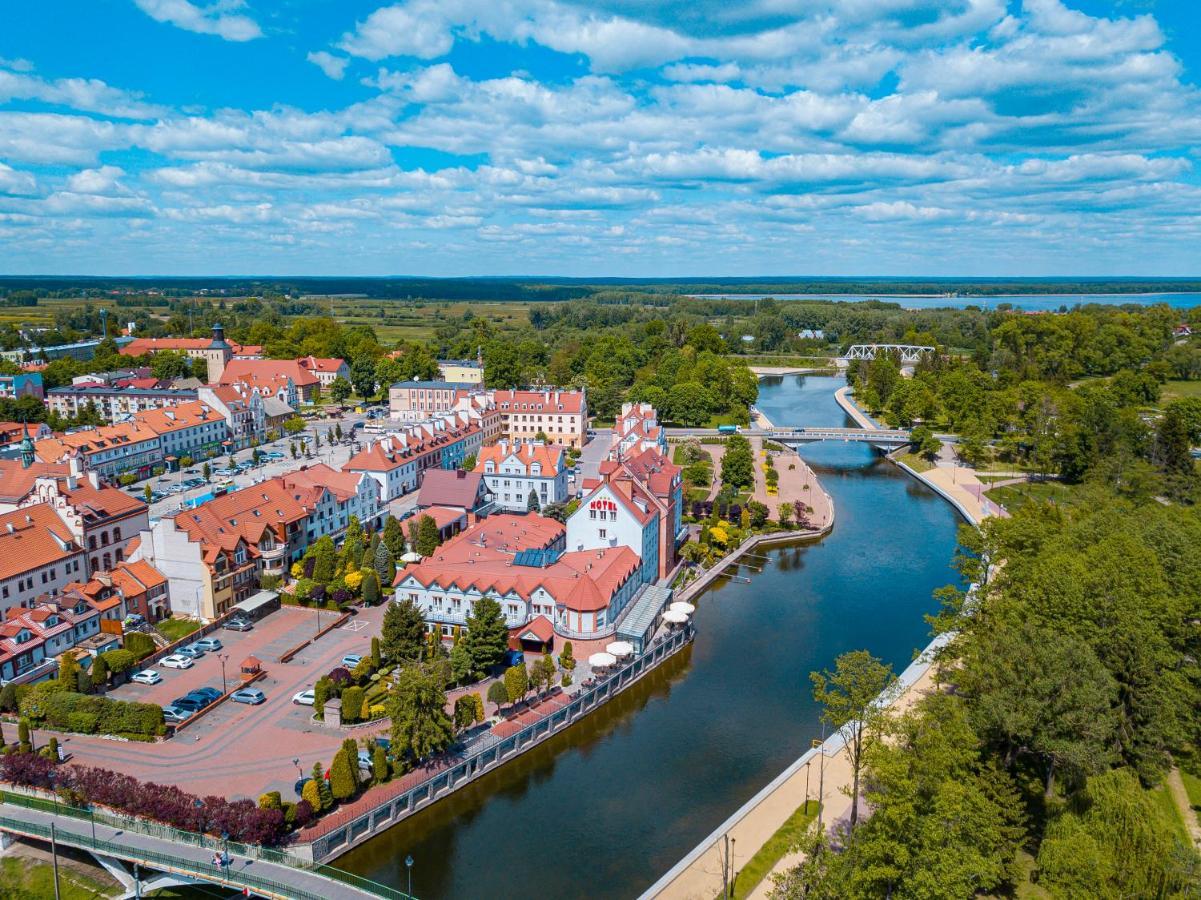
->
xmin=669 ymin=601 xmax=696 ymax=615
xmin=606 ymin=641 xmax=634 ymax=657
xmin=662 ymin=609 xmax=689 ymax=625
xmin=588 ymin=652 xmax=617 ymax=668
xmin=399 ymin=551 xmax=422 ymax=563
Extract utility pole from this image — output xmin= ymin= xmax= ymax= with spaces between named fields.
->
xmin=50 ymin=821 xmax=62 ymax=900
xmin=815 ymin=722 xmax=827 ymax=830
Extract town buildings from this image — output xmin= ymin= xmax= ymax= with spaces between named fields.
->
xmin=0 ymin=504 xmax=88 ymax=615
xmin=388 ymin=380 xmax=472 ymax=421
xmin=0 ymin=421 xmax=51 ymax=454
xmin=346 ymin=413 xmax=483 ymax=501
xmin=0 ymin=373 xmax=45 ymax=400
xmin=610 ymin=402 xmax=667 ymax=459
xmin=280 ymin=464 xmax=384 ymax=543
xmin=21 ymin=469 xmax=149 ymax=575
xmin=119 ymin=324 xmax=246 ymax=382
xmin=197 ymin=384 xmax=265 ymax=449
xmin=35 ymin=421 xmax=163 ymax=481
xmin=220 ymin=358 xmax=320 ymax=403
xmin=47 ymin=384 xmax=199 ymax=422
xmin=438 ymin=358 xmax=484 ymax=384
xmin=415 ymin=468 xmax=492 ymax=517
xmin=132 ymin=400 xmax=228 ymax=465
xmin=298 ymin=356 xmax=350 ymax=389
xmin=475 ymin=440 xmax=569 ymax=512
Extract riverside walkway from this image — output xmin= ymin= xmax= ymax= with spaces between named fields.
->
xmin=0 ymin=792 xmax=407 ymax=900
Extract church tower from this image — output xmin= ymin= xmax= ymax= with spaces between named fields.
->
xmin=204 ymin=323 xmax=233 ymax=383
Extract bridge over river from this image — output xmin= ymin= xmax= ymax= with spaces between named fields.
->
xmin=666 ymin=425 xmax=917 ymax=450
xmin=0 ymin=790 xmax=410 ymax=900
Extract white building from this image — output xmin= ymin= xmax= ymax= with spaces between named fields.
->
xmin=475 ymin=440 xmax=568 ymax=512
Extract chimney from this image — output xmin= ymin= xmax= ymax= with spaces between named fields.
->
xmin=88 ymin=471 xmax=101 ymax=490
xmin=456 ymin=469 xmax=466 ymax=479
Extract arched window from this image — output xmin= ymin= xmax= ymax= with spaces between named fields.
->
xmin=100 ymin=532 xmax=109 ymax=547
xmin=112 ymin=527 xmax=121 ymax=542
xmin=102 ymin=553 xmax=112 ymax=571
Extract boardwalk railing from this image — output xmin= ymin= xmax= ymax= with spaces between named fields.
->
xmin=302 ymin=624 xmax=696 ymax=863
xmin=0 ymin=790 xmax=410 ymax=900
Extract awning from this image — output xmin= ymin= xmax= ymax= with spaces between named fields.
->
xmin=233 ymin=590 xmax=278 ymax=615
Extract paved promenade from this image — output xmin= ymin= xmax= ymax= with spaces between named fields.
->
xmin=0 ymin=802 xmax=387 ymax=900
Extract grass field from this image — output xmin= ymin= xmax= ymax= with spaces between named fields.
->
xmin=986 ymin=480 xmax=1085 ymax=512
xmin=1181 ymin=768 xmax=1201 ymax=812
xmin=1162 ymin=380 xmax=1201 ymax=402
xmin=729 ymin=801 xmax=820 ymax=899
xmin=155 ymin=617 xmax=201 ymax=643
xmin=0 ymin=856 xmax=117 ymax=899
xmin=1150 ymin=781 xmax=1192 ymax=846
xmin=893 ymin=451 xmax=935 ymax=472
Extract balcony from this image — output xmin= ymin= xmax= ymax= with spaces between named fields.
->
xmin=259 ymin=544 xmax=286 ymax=561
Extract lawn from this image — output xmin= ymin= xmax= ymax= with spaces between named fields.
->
xmin=155 ymin=617 xmax=201 ymax=643
xmin=1181 ymin=768 xmax=1201 ymax=812
xmin=728 ymin=801 xmax=819 ymax=899
xmin=1150 ymin=781 xmax=1191 ymax=846
xmin=0 ymin=856 xmax=117 ymax=899
xmin=1161 ymin=380 xmax=1201 ymax=402
xmin=986 ymin=480 xmax=1086 ymax=513
xmin=893 ymin=451 xmax=935 ymax=473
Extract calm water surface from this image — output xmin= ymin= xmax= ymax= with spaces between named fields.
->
xmin=691 ymin=292 xmax=1201 ymax=311
xmin=340 ymin=376 xmax=965 ymax=899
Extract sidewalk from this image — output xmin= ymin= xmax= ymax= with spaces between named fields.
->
xmin=652 ymin=662 xmax=942 ymax=900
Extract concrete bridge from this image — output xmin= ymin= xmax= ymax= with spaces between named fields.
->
xmin=666 ymin=426 xmax=913 ymax=451
xmin=842 ymin=344 xmax=935 ymax=364
xmin=0 ymin=791 xmax=408 ymax=900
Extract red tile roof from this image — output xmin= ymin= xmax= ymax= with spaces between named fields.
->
xmin=220 ymin=359 xmax=319 ymax=389
xmin=416 ymin=469 xmax=485 ymax=508
xmin=0 ymin=504 xmax=81 ymax=581
xmin=475 ymin=442 xmax=566 ymax=477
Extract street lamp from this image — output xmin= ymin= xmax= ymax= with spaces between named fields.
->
xmin=405 ymin=855 xmax=414 ymax=897
xmin=293 ymin=757 xmax=301 ymax=778
xmin=217 ymin=654 xmax=229 ymax=695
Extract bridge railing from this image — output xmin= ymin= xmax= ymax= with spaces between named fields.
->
xmin=0 ymin=790 xmax=412 ymax=900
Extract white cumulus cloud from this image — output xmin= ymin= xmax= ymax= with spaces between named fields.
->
xmin=133 ymin=0 xmax=262 ymax=42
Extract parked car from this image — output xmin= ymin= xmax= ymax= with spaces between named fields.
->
xmin=293 ymin=776 xmax=312 ymax=797
xmin=176 ymin=644 xmax=206 ymax=659
xmin=171 ymin=696 xmax=205 ymax=712
xmin=190 ymin=687 xmax=222 ymax=703
xmin=231 ymin=688 xmax=265 ymax=705
xmin=292 ymin=689 xmax=316 ymax=706
xmin=124 ymin=613 xmax=146 ymax=628
xmin=341 ymin=653 xmax=363 ymax=669
xmin=160 ymin=655 xmax=194 ymax=669
xmin=223 ymin=617 xmax=253 ymax=632
xmin=504 ymin=649 xmax=525 ymax=668
xmin=192 ymin=637 xmax=223 ymax=652
xmin=131 ymin=670 xmax=161 ymax=685
xmin=162 ymin=706 xmax=191 ymax=723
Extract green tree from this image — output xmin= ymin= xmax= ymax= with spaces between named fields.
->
xmin=382 ymin=515 xmax=405 ymax=558
xmin=381 ymin=598 xmax=425 ymax=662
xmin=371 ymin=636 xmax=381 ymax=669
xmin=57 ymin=653 xmax=80 ymax=692
xmin=307 ymin=536 xmax=337 ymax=585
xmin=464 ymin=596 xmax=509 ymax=677
xmin=341 ymin=686 xmax=364 ymax=725
xmin=360 ymin=570 xmax=380 ymax=606
xmin=666 ymin=381 xmax=711 ymax=427
xmin=90 ymin=653 xmax=109 ymax=691
xmin=17 ymin=718 xmax=31 ymax=752
xmin=313 ymin=676 xmax=331 ymax=721
xmin=144 ymin=483 xmax=153 ymax=503
xmin=454 ymin=694 xmax=479 ymax=732
xmin=526 ymin=489 xmax=541 ymax=513
xmin=301 ymin=778 xmax=322 ymax=812
xmin=909 ymin=423 xmax=942 ymax=459
xmin=414 ymin=514 xmax=441 ymax=557
xmin=487 ymin=679 xmax=509 ymax=715
xmin=312 ymin=761 xmax=333 ymax=810
xmin=329 ymin=376 xmax=352 ymax=404
xmin=389 ymin=664 xmax=453 ymax=763
xmin=329 ymin=747 xmax=357 ymax=801
xmin=503 ymin=663 xmax=529 ymax=704
xmin=373 ymin=542 xmax=396 ymax=588
xmin=372 ymin=743 xmax=389 ymax=783
xmin=559 ymin=641 xmax=575 ymax=671
xmin=350 ymin=356 xmax=377 ymax=398
xmin=811 ymin=650 xmax=897 ymax=829
xmin=450 ymin=639 xmax=473 ymax=685
xmin=720 ymin=434 xmax=754 ymax=490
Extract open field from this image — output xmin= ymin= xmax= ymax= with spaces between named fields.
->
xmin=1162 ymin=380 xmax=1201 ymax=401
xmin=985 ymin=480 xmax=1085 ymax=512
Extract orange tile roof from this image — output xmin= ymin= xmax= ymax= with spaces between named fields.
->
xmin=174 ymin=479 xmax=307 ymax=558
xmin=0 ymin=459 xmax=70 ymax=504
xmin=133 ymin=399 xmax=225 ymax=435
xmin=106 ymin=559 xmax=167 ymax=596
xmin=56 ymin=477 xmax=148 ymax=521
xmin=492 ymin=388 xmax=585 ymax=414
xmin=281 ymin=463 xmax=364 ymax=503
xmin=422 ymin=505 xmax=467 ymax=530
xmin=220 ymin=359 xmax=319 ymax=389
xmin=298 ymin=356 xmax=346 ymax=374
xmin=121 ymin=337 xmax=256 ymax=356
xmin=0 ymin=504 xmax=81 ymax=581
xmin=36 ymin=421 xmax=160 ymax=462
xmin=475 ymin=442 xmax=566 ymax=477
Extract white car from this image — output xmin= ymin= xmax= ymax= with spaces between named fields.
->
xmin=131 ymin=670 xmax=162 ymax=685
xmin=292 ymin=689 xmax=316 ymax=706
xmin=160 ymin=654 xmax=194 ymax=670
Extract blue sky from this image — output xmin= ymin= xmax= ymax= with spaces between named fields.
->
xmin=1 ymin=0 xmax=1199 ymax=276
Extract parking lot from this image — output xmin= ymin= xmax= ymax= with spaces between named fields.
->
xmin=59 ymin=603 xmax=391 ymax=802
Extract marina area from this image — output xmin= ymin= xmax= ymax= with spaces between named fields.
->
xmin=340 ymin=375 xmax=966 ymax=898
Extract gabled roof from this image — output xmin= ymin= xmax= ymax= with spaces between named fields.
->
xmin=0 ymin=459 xmax=69 ymax=504
xmin=53 ymin=477 xmax=148 ymax=522
xmin=132 ymin=400 xmax=225 ymax=435
xmin=475 ymin=442 xmax=565 ymax=478
xmin=220 ymin=359 xmax=318 ymax=389
xmin=491 ymin=388 xmax=586 ymax=414
xmin=417 ymin=469 xmax=486 ymax=509
xmin=281 ymin=463 xmax=366 ymax=503
xmin=297 ymin=356 xmax=346 ymax=374
xmin=0 ymin=504 xmax=80 ymax=581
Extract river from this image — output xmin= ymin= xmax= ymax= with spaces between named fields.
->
xmin=690 ymin=292 xmax=1201 ymax=311
xmin=340 ymin=375 xmax=966 ymax=899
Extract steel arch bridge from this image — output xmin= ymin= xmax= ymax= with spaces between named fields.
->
xmin=842 ymin=344 xmax=935 ymax=364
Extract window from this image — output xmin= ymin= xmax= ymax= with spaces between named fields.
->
xmin=599 ymin=529 xmax=607 ymax=539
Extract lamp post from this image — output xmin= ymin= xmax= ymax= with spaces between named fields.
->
xmin=218 ymin=654 xmax=229 ymax=695
xmin=293 ymin=756 xmax=301 ymax=778
xmin=405 ymin=854 xmax=414 ymax=898
xmin=814 ymin=721 xmax=828 ymax=831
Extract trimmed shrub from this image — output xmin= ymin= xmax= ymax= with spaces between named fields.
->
xmin=301 ymin=775 xmax=322 ymax=813
xmin=102 ymin=649 xmax=137 ymax=675
xmin=372 ymin=745 xmax=389 ymax=783
xmin=341 ymin=687 xmax=364 ymax=725
xmin=124 ymin=631 xmax=156 ymax=659
xmin=329 ymin=748 xmax=357 ymax=801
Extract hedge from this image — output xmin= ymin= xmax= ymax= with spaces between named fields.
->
xmin=124 ymin=632 xmax=156 ymax=660
xmin=17 ymin=682 xmax=163 ymax=737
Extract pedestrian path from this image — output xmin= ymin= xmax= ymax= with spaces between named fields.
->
xmin=0 ymin=799 xmax=404 ymax=900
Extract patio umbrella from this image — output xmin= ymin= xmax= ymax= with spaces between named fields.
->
xmin=669 ymin=601 xmax=696 ymax=615
xmin=606 ymin=641 xmax=634 ymax=657
xmin=662 ymin=609 xmax=689 ymax=625
xmin=588 ymin=652 xmax=617 ymax=668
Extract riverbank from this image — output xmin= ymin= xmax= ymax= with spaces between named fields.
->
xmin=833 ymin=385 xmax=879 ymax=430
